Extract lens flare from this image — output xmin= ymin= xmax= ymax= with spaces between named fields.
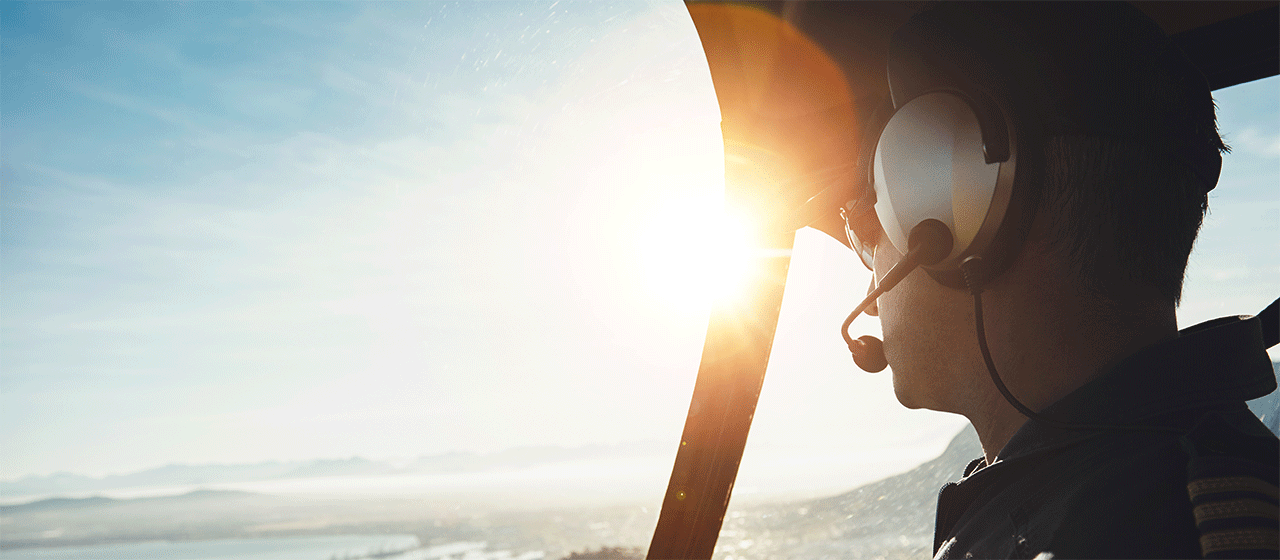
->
xmin=636 ymin=198 xmax=761 ymax=313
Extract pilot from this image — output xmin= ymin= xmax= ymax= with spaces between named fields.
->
xmin=841 ymin=3 xmax=1279 ymax=558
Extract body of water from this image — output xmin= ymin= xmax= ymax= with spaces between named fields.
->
xmin=1 ymin=534 xmax=424 ymax=560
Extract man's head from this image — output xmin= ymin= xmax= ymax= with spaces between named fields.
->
xmin=871 ymin=2 xmax=1225 ymax=304
xmin=866 ymin=3 xmax=1226 ymax=410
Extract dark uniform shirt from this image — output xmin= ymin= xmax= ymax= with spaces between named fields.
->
xmin=933 ymin=315 xmax=1280 ymax=559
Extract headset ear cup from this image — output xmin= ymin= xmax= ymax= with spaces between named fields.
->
xmin=925 ymin=97 xmax=1039 ymax=290
xmin=873 ymin=92 xmax=1007 ymax=272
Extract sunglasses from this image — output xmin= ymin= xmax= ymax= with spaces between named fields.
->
xmin=841 ymin=199 xmax=880 ymax=271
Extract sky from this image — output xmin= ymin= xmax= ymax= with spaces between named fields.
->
xmin=1 ymin=0 xmax=1277 ymax=492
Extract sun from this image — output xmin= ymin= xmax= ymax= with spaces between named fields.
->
xmin=635 ymin=196 xmax=762 ymax=314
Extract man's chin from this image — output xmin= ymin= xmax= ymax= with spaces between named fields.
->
xmin=894 ymin=393 xmax=931 ymax=410
xmin=891 ymin=371 xmax=953 ymax=412
xmin=891 ymin=374 xmax=930 ymax=410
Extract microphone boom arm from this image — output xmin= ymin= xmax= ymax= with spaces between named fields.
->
xmin=843 ymin=219 xmax=954 ymax=372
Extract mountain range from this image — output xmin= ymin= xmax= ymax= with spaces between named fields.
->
xmin=1245 ymin=361 xmax=1280 ymax=436
xmin=718 ymin=425 xmax=982 ymax=560
xmin=0 ymin=441 xmax=669 ymax=499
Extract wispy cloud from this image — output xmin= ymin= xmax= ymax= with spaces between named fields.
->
xmin=1229 ymin=128 xmax=1280 ymax=158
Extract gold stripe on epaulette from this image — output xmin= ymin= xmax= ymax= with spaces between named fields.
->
xmin=1199 ymin=528 xmax=1280 ymax=556
xmin=1187 ymin=476 xmax=1280 ymax=501
xmin=1194 ymin=498 xmax=1280 ymax=524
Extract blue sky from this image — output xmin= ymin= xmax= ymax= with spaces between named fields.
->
xmin=2 ymin=0 xmax=727 ymax=479
xmin=2 ymin=1 xmax=1276 ymax=487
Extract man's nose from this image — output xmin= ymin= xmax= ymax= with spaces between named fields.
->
xmin=865 ymin=273 xmax=878 ymax=317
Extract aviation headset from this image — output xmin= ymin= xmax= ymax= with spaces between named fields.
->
xmin=840 ymin=3 xmax=1228 ymax=382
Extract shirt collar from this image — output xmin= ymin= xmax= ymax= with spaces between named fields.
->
xmin=994 ymin=313 xmax=1276 ymax=462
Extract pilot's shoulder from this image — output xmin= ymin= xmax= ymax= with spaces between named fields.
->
xmin=1182 ymin=409 xmax=1279 ymax=559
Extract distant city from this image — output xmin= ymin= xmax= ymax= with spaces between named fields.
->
xmin=0 ymin=428 xmax=981 ymax=560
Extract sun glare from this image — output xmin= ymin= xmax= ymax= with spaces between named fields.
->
xmin=636 ymin=197 xmax=761 ymax=313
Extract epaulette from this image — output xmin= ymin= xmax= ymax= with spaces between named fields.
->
xmin=1182 ymin=410 xmax=1279 ymax=558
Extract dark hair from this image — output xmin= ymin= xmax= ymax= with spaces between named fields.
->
xmin=996 ymin=3 xmax=1229 ymax=306
xmin=1039 ymin=132 xmax=1226 ymax=306
xmin=891 ymin=3 xmax=1228 ymax=304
